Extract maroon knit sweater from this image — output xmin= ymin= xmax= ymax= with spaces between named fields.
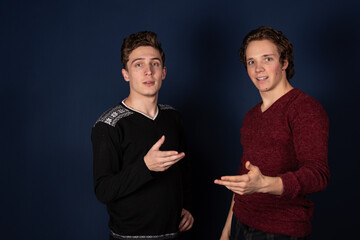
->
xmin=233 ymin=88 xmax=329 ymax=237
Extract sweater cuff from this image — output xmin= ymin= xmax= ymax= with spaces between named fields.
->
xmin=278 ymin=172 xmax=301 ymax=200
xmin=138 ymin=157 xmax=154 ymax=179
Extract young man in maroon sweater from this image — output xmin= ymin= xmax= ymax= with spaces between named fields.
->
xmin=214 ymin=26 xmax=329 ymax=239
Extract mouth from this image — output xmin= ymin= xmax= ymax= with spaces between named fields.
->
xmin=256 ymin=76 xmax=268 ymax=81
xmin=143 ymin=81 xmax=155 ymax=86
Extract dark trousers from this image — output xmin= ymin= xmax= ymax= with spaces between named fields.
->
xmin=230 ymin=215 xmax=310 ymax=240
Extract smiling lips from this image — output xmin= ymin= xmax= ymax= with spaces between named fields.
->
xmin=256 ymin=76 xmax=268 ymax=81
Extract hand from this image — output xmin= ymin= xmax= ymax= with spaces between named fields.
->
xmin=214 ymin=161 xmax=283 ymax=195
xmin=214 ymin=161 xmax=266 ymax=195
xmin=179 ymin=208 xmax=194 ymax=232
xmin=144 ymin=136 xmax=185 ymax=172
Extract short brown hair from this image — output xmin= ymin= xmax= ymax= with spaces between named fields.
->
xmin=239 ymin=26 xmax=295 ymax=80
xmin=121 ymin=31 xmax=165 ymax=70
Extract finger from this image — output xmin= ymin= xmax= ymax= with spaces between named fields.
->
xmin=178 ymin=212 xmax=187 ymax=231
xmin=151 ymin=135 xmax=165 ymax=150
xmin=179 ymin=220 xmax=192 ymax=232
xmin=217 ymin=183 xmax=247 ymax=195
xmin=225 ymin=185 xmax=245 ymax=192
xmin=228 ymin=188 xmax=246 ymax=195
xmin=156 ymin=150 xmax=181 ymax=158
xmin=160 ymin=152 xmax=185 ymax=164
xmin=179 ymin=223 xmax=187 ymax=232
xmin=220 ymin=175 xmax=250 ymax=182
xmin=179 ymin=215 xmax=187 ymax=228
xmin=215 ymin=180 xmax=245 ymax=188
xmin=214 ymin=179 xmax=231 ymax=186
xmin=165 ymin=152 xmax=185 ymax=161
xmin=179 ymin=214 xmax=193 ymax=232
xmin=162 ymin=155 xmax=185 ymax=168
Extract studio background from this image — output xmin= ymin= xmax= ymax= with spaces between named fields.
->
xmin=2 ymin=0 xmax=359 ymax=239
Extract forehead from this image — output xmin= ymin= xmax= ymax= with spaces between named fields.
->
xmin=245 ymin=39 xmax=279 ymax=58
xmin=128 ymin=46 xmax=161 ymax=61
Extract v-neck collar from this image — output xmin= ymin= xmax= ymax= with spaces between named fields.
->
xmin=121 ymin=100 xmax=159 ymax=120
xmin=259 ymin=88 xmax=298 ymax=114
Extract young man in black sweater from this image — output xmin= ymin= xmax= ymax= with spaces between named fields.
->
xmin=92 ymin=31 xmax=193 ymax=240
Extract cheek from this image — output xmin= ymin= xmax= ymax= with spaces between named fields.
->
xmin=248 ymin=69 xmax=258 ymax=82
xmin=247 ymin=67 xmax=254 ymax=77
xmin=268 ymin=65 xmax=282 ymax=76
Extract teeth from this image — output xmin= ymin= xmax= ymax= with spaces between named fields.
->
xmin=257 ymin=77 xmax=267 ymax=80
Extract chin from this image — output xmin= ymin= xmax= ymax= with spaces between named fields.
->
xmin=144 ymin=92 xmax=159 ymax=97
xmin=258 ymin=87 xmax=271 ymax=92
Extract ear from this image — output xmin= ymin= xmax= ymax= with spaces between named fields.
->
xmin=161 ymin=66 xmax=167 ymax=80
xmin=122 ymin=69 xmax=130 ymax=82
xmin=282 ymin=59 xmax=289 ymax=71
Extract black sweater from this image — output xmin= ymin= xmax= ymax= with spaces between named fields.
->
xmin=91 ymin=102 xmax=192 ymax=236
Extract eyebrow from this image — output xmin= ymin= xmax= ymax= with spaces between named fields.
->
xmin=263 ymin=54 xmax=276 ymax=57
xmin=131 ymin=57 xmax=162 ymax=64
xmin=246 ymin=54 xmax=276 ymax=61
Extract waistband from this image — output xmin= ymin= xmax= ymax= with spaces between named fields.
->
xmin=110 ymin=230 xmax=180 ymax=240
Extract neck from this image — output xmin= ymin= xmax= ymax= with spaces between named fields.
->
xmin=124 ymin=94 xmax=158 ymax=119
xmin=260 ymin=82 xmax=293 ymax=112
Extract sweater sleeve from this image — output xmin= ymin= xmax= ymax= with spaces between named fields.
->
xmin=91 ymin=122 xmax=154 ymax=204
xmin=279 ymin=98 xmax=330 ymax=200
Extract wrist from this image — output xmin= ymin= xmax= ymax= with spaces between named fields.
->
xmin=143 ymin=155 xmax=151 ymax=170
xmin=261 ymin=176 xmax=283 ymax=195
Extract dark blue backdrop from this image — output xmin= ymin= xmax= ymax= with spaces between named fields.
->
xmin=2 ymin=0 xmax=359 ymax=239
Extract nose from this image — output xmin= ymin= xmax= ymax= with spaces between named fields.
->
xmin=144 ymin=64 xmax=153 ymax=75
xmin=255 ymin=63 xmax=264 ymax=73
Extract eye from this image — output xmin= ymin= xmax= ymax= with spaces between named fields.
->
xmin=247 ymin=60 xmax=254 ymax=65
xmin=135 ymin=63 xmax=142 ymax=67
xmin=152 ymin=62 xmax=160 ymax=67
xmin=265 ymin=57 xmax=273 ymax=62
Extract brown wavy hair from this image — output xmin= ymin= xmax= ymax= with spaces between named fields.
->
xmin=239 ymin=26 xmax=295 ymax=80
xmin=121 ymin=31 xmax=165 ymax=70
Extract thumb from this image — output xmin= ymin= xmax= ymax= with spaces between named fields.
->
xmin=245 ymin=161 xmax=257 ymax=171
xmin=151 ymin=135 xmax=165 ymax=150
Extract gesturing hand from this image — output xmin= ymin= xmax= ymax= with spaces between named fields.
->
xmin=214 ymin=161 xmax=266 ymax=195
xmin=144 ymin=135 xmax=185 ymax=172
xmin=214 ymin=161 xmax=283 ymax=195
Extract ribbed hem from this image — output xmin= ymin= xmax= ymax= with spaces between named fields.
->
xmin=233 ymin=206 xmax=311 ymax=238
xmin=110 ymin=230 xmax=180 ymax=240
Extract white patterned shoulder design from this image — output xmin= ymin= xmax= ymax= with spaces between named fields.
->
xmin=158 ymin=104 xmax=175 ymax=110
xmin=95 ymin=104 xmax=133 ymax=127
